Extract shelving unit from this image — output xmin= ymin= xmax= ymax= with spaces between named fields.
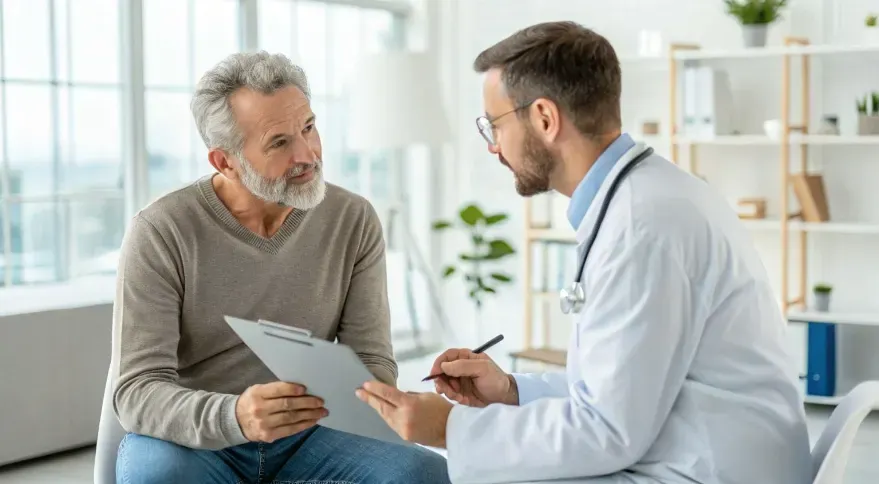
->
xmin=517 ymin=38 xmax=879 ymax=400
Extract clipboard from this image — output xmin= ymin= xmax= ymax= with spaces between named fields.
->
xmin=224 ymin=315 xmax=404 ymax=445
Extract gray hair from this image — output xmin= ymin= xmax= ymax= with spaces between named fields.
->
xmin=191 ymin=51 xmax=311 ymax=154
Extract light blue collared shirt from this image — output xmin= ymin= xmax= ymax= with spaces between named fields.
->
xmin=565 ymin=133 xmax=635 ymax=229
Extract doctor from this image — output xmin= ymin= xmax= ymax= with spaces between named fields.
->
xmin=356 ymin=21 xmax=811 ymax=484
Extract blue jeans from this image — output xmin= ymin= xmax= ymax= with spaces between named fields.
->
xmin=116 ymin=426 xmax=450 ymax=483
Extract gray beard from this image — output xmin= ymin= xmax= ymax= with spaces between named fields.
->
xmin=238 ymin=156 xmax=327 ymax=210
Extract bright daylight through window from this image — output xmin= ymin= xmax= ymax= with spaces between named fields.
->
xmin=0 ymin=0 xmax=411 ymax=291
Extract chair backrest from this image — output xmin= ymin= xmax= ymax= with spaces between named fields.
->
xmin=811 ymin=381 xmax=879 ymax=484
xmin=94 ymin=365 xmax=127 ymax=484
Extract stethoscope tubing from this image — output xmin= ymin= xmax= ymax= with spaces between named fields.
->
xmin=572 ymin=147 xmax=654 ymax=284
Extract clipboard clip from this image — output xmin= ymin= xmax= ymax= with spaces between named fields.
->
xmin=257 ymin=319 xmax=313 ymax=338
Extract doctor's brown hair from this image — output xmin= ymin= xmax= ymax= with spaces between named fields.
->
xmin=473 ymin=21 xmax=622 ymax=137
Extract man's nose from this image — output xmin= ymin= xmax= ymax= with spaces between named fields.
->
xmin=487 ymin=143 xmax=500 ymax=155
xmin=291 ymin=138 xmax=318 ymax=164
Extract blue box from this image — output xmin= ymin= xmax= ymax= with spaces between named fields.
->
xmin=806 ymin=322 xmax=837 ymax=397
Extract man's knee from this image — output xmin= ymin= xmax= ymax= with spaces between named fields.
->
xmin=383 ymin=445 xmax=450 ymax=483
xmin=116 ymin=433 xmax=218 ymax=484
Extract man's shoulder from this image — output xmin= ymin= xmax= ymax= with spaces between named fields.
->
xmin=131 ymin=179 xmax=208 ymax=236
xmin=318 ymin=182 xmax=380 ymax=221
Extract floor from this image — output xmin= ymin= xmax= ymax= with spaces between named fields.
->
xmin=2 ymin=358 xmax=879 ymax=483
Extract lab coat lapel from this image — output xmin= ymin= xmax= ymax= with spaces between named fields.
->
xmin=574 ymin=142 xmax=648 ymax=245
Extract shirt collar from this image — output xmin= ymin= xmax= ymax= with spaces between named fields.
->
xmin=566 ymin=133 xmax=636 ymax=229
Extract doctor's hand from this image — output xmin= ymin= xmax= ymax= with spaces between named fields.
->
xmin=430 ymin=349 xmax=519 ymax=407
xmin=236 ymin=382 xmax=328 ymax=443
xmin=355 ymin=381 xmax=453 ymax=448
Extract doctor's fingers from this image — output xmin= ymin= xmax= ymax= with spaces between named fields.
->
xmin=356 ymin=389 xmax=397 ymax=420
xmin=429 ymin=348 xmax=479 ymax=374
xmin=440 ymin=358 xmax=491 ymax=378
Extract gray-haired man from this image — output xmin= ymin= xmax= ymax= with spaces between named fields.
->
xmin=110 ymin=51 xmax=450 ymax=483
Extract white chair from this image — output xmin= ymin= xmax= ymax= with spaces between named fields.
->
xmin=94 ymin=365 xmax=126 ymax=484
xmin=810 ymin=380 xmax=879 ymax=484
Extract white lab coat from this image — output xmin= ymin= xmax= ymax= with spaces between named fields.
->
xmin=445 ymin=143 xmax=812 ymax=484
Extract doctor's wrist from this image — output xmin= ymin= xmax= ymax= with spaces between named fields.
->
xmin=503 ymin=374 xmax=519 ymax=406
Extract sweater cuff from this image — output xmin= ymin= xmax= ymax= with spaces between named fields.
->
xmin=368 ymin=364 xmax=397 ymax=387
xmin=221 ymin=394 xmax=249 ymax=447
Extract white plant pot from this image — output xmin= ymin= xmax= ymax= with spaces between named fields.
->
xmin=742 ymin=24 xmax=768 ymax=48
xmin=865 ymin=28 xmax=879 ymax=45
xmin=814 ymin=292 xmax=831 ymax=312
xmin=857 ymin=115 xmax=879 ymax=135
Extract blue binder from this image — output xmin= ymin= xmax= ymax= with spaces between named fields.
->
xmin=806 ymin=322 xmax=836 ymax=397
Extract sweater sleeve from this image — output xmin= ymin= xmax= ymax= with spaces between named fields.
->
xmin=112 ymin=215 xmax=248 ymax=450
xmin=336 ymin=201 xmax=398 ymax=387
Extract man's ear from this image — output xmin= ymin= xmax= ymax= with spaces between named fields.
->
xmin=530 ymin=98 xmax=561 ymax=143
xmin=208 ymin=149 xmax=239 ymax=181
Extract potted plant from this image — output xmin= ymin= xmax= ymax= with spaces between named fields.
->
xmin=724 ymin=0 xmax=788 ymax=48
xmin=813 ymin=283 xmax=833 ymax=312
xmin=856 ymin=92 xmax=879 ymax=135
xmin=866 ymin=14 xmax=879 ymax=45
xmin=432 ymin=203 xmax=516 ymax=341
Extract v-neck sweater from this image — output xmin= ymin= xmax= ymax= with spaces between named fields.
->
xmin=111 ymin=175 xmax=396 ymax=450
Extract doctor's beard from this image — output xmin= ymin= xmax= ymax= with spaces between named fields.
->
xmin=511 ymin=126 xmax=557 ymax=197
xmin=238 ymin=155 xmax=327 ymax=210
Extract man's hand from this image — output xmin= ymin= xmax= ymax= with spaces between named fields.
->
xmin=430 ymin=348 xmax=518 ymax=407
xmin=355 ymin=381 xmax=452 ymax=448
xmin=236 ymin=382 xmax=328 ymax=443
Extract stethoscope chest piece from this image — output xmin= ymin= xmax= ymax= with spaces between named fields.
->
xmin=559 ymin=282 xmax=586 ymax=315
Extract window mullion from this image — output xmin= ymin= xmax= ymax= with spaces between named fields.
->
xmin=121 ymin=0 xmax=147 ymax=219
xmin=239 ymin=0 xmax=259 ymax=52
xmin=47 ymin=0 xmax=69 ymax=282
xmin=0 ymin=4 xmax=13 ymax=286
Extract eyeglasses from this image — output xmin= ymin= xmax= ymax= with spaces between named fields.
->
xmin=475 ymin=101 xmax=535 ymax=146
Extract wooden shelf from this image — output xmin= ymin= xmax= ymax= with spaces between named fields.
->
xmin=509 ymin=348 xmax=567 ymax=367
xmin=675 ymin=135 xmax=879 ymax=146
xmin=804 ymin=394 xmax=844 ymax=406
xmin=673 ymin=43 xmax=879 ymax=61
xmin=526 ymin=228 xmax=576 ymax=243
xmin=742 ymin=219 xmax=879 ymax=235
xmin=788 ymin=308 xmax=879 ymax=327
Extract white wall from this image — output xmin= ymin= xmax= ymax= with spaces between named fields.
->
xmin=433 ymin=0 xmax=879 ymax=391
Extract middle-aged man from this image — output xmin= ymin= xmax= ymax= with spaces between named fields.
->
xmin=356 ymin=21 xmax=812 ymax=484
xmin=110 ymin=51 xmax=450 ymax=483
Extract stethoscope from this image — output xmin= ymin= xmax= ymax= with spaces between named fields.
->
xmin=559 ymin=146 xmax=655 ymax=315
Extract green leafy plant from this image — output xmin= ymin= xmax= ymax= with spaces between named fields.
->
xmin=857 ymin=95 xmax=868 ymax=115
xmin=867 ymin=14 xmax=878 ymax=27
xmin=432 ymin=204 xmax=516 ymax=309
xmin=724 ymin=0 xmax=788 ymax=25
xmin=872 ymin=92 xmax=879 ymax=116
xmin=813 ymin=283 xmax=833 ymax=294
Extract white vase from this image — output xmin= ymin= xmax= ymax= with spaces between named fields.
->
xmin=857 ymin=115 xmax=879 ymax=135
xmin=814 ymin=292 xmax=831 ymax=312
xmin=865 ymin=28 xmax=879 ymax=45
xmin=742 ymin=24 xmax=768 ymax=48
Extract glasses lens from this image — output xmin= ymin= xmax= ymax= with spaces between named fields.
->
xmin=476 ymin=117 xmax=494 ymax=145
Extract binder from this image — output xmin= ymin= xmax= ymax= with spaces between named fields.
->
xmin=806 ymin=322 xmax=837 ymax=397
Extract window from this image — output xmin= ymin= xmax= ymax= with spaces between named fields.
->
xmin=0 ymin=0 xmax=125 ymax=286
xmin=257 ymin=0 xmax=401 ymax=221
xmin=143 ymin=0 xmax=241 ymax=201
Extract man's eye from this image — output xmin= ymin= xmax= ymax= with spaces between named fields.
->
xmin=273 ymin=139 xmax=287 ymax=148
xmin=303 ymin=124 xmax=314 ymax=133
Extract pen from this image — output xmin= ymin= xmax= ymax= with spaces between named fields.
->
xmin=421 ymin=334 xmax=505 ymax=382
